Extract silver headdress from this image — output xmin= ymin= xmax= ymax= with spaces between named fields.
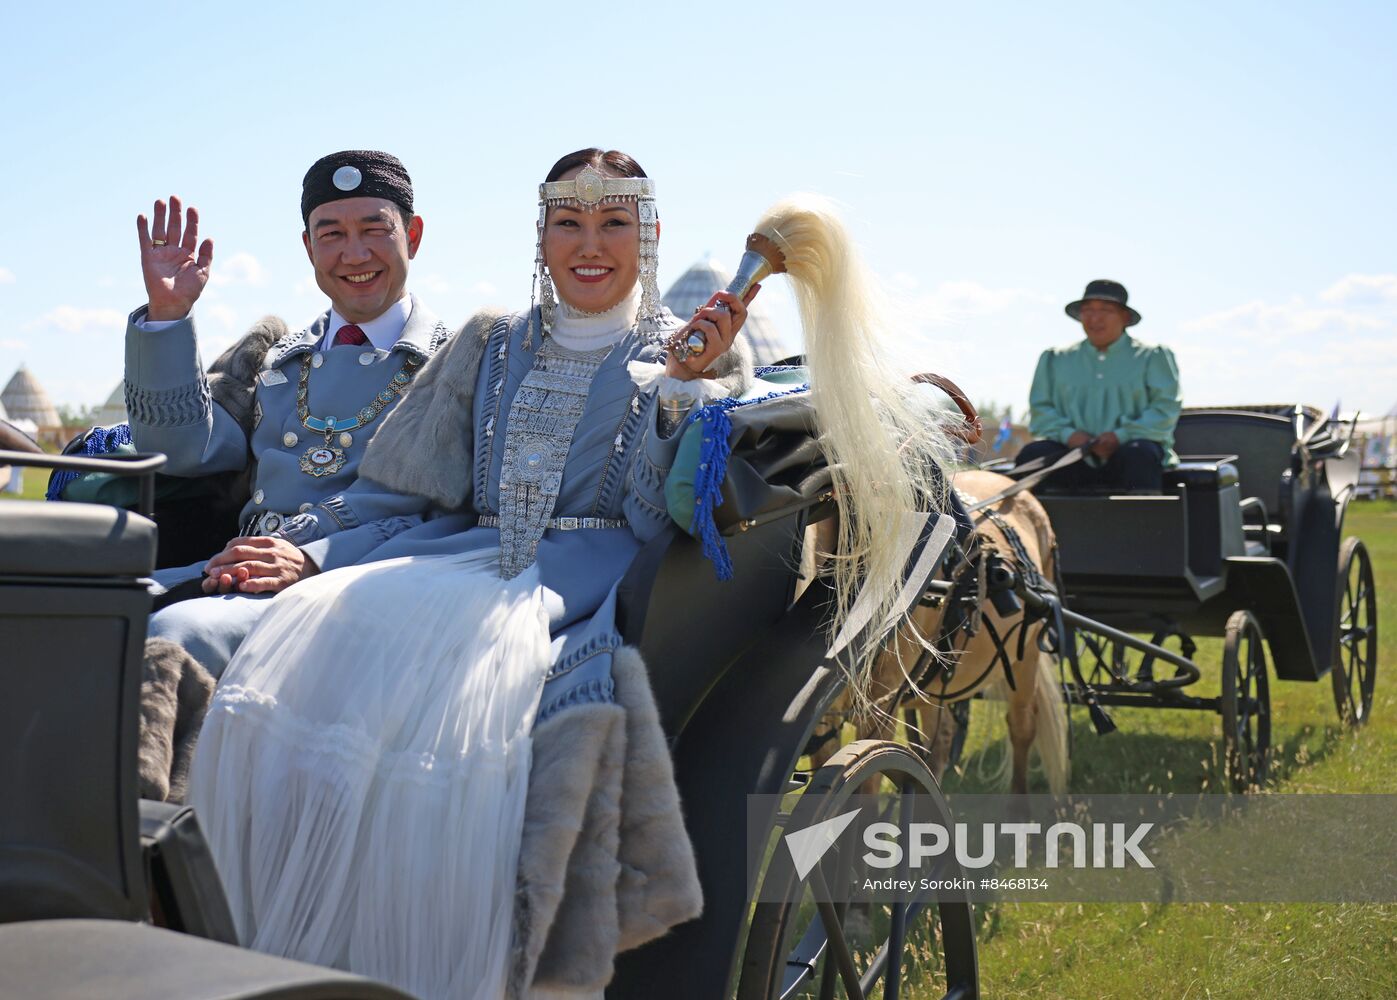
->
xmin=529 ymin=165 xmax=667 ymax=348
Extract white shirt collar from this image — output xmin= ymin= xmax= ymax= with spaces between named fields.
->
xmin=323 ymin=293 xmax=413 ymax=351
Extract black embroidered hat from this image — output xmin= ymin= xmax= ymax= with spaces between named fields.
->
xmin=1064 ymin=279 xmax=1142 ymax=327
xmin=301 ymin=150 xmax=414 ymax=226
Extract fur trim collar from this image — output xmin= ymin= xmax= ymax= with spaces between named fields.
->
xmin=359 ymin=307 xmax=506 ymax=509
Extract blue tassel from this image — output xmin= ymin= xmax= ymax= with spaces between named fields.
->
xmin=46 ymin=423 xmax=134 ymax=501
xmin=690 ymin=403 xmax=737 ymax=581
xmin=686 ymin=383 xmax=811 ymax=582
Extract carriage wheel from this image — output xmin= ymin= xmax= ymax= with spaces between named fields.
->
xmin=736 ymin=740 xmax=978 ymax=1000
xmin=1331 ymin=537 xmax=1378 ymax=728
xmin=1220 ymin=610 xmax=1272 ymax=792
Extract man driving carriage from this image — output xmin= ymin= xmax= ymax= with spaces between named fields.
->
xmin=126 ymin=151 xmax=447 ymax=680
xmin=1015 ymin=279 xmax=1181 ymax=492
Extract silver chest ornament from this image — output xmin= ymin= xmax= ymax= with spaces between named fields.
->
xmin=295 ymin=350 xmax=421 ymax=477
xmin=495 ymin=340 xmax=612 ymax=579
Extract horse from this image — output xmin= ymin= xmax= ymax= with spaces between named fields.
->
xmin=804 ymin=468 xmax=1069 ymax=795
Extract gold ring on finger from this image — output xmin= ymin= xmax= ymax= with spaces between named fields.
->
xmin=151 ymin=239 xmax=168 ymax=246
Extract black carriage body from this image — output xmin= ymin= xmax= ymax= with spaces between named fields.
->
xmin=1 ymin=443 xmax=980 ymax=999
xmin=1039 ymin=404 xmax=1359 ymax=681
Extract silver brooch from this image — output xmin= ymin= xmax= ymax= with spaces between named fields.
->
xmin=575 ymin=165 xmax=605 ymax=206
xmin=332 ymin=165 xmax=363 ymax=191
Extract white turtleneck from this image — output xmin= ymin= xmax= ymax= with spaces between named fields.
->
xmin=550 ymin=284 xmax=640 ymax=352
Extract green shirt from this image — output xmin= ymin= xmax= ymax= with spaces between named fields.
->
xmin=1028 ymin=332 xmax=1181 ymax=466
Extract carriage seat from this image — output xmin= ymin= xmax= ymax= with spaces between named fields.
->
xmin=1167 ymin=459 xmax=1239 ymax=492
xmin=1 ymin=489 xmax=415 ymax=998
xmin=0 ymin=499 xmax=156 ymax=578
xmin=1174 ymin=408 xmax=1297 ymax=537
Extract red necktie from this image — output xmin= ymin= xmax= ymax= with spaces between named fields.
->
xmin=333 ymin=324 xmax=368 ymax=347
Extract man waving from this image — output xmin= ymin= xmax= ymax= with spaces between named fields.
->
xmin=127 ymin=150 xmax=446 ymax=679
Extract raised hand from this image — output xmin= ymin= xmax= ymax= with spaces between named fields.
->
xmin=665 ymin=285 xmax=760 ymax=381
xmin=137 ymin=195 xmax=215 ymax=322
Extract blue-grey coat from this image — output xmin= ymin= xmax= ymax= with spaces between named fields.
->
xmin=293 ymin=308 xmax=752 ymax=991
xmin=127 ymin=297 xmax=448 ymax=674
xmin=124 ymin=295 xmax=450 ymax=572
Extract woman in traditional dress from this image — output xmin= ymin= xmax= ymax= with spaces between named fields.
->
xmin=188 ymin=148 xmax=758 ymax=1000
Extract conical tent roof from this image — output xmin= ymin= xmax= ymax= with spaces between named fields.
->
xmin=662 ymin=257 xmax=792 ymax=365
xmin=93 ymin=381 xmax=128 ymax=426
xmin=1 ymin=366 xmax=62 ymax=428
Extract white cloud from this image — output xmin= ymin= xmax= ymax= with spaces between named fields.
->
xmin=908 ymin=280 xmax=1055 ymax=327
xmin=1181 ymin=296 xmax=1389 ymax=340
xmin=0 ymin=338 xmax=26 ymax=350
xmin=27 ymin=306 xmax=127 ymax=335
xmin=210 ymin=251 xmax=266 ymax=287
xmin=468 ymin=280 xmax=497 ymax=297
xmin=1176 ymin=278 xmax=1397 ymax=413
xmin=0 ymin=266 xmax=15 ymax=285
xmin=1319 ymin=273 xmax=1397 ymax=305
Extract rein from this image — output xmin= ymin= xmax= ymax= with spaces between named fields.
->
xmin=964 ymin=444 xmax=1090 ymax=514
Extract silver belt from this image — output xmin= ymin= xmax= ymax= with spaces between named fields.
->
xmin=476 ymin=514 xmax=627 ymax=531
xmin=242 ymin=511 xmax=294 ymax=536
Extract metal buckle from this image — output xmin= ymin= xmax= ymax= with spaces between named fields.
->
xmin=554 ymin=517 xmax=580 ymax=530
xmin=243 ymin=511 xmax=284 ymax=536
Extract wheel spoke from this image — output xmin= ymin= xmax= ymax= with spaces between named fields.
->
xmin=814 ymin=896 xmax=865 ymax=1000
xmin=742 ymin=742 xmax=977 ymax=1000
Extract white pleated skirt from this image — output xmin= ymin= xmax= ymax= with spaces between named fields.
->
xmin=188 ymin=549 xmax=552 ymax=1000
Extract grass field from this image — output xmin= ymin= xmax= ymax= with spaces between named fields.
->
xmin=4 ymin=466 xmax=51 ymax=501
xmin=933 ymin=499 xmax=1397 ymax=998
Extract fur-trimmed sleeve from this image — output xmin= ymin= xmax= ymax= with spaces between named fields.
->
xmin=206 ymin=317 xmax=289 ymax=434
xmin=359 ymin=308 xmax=505 ymax=510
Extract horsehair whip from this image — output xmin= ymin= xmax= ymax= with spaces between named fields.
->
xmin=731 ymin=194 xmax=958 ymax=718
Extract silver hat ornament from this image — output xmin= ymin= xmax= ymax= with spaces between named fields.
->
xmin=528 ymin=165 xmax=668 ymax=349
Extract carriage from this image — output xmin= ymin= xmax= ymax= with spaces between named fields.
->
xmin=1023 ymin=403 xmax=1378 ymax=790
xmin=0 ymin=395 xmax=1377 ymax=1000
xmin=0 ymin=436 xmax=982 ymax=1000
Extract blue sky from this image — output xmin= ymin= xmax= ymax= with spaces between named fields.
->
xmin=2 ymin=1 xmax=1394 ymax=417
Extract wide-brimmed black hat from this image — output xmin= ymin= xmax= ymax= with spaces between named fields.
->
xmin=1064 ymin=279 xmax=1141 ymax=327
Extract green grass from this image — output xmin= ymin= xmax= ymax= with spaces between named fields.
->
xmin=928 ymin=500 xmax=1397 ymax=998
xmin=0 ymin=448 xmax=57 ymax=501
xmin=7 ymin=470 xmax=52 ymax=501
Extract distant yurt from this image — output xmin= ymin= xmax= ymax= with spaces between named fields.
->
xmin=2 ymin=365 xmax=63 ymax=445
xmin=662 ymin=257 xmax=791 ymax=365
xmin=92 ymin=382 xmax=128 ymax=427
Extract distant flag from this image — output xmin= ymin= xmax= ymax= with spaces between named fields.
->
xmin=992 ymin=413 xmax=1013 ymax=452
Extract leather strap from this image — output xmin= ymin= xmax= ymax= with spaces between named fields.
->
xmin=913 ymin=372 xmax=983 ymax=444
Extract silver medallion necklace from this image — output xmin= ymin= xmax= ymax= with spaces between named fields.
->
xmin=295 ymin=351 xmax=422 ymax=477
